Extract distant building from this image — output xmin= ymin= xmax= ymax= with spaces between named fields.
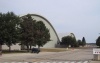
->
xmin=58 ymin=33 xmax=76 ymax=41
xmin=57 ymin=33 xmax=76 ymax=48
xmin=2 ymin=14 xmax=60 ymax=50
xmin=86 ymin=43 xmax=97 ymax=47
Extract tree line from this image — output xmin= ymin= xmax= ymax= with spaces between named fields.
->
xmin=61 ymin=33 xmax=86 ymax=47
xmin=96 ymin=36 xmax=100 ymax=47
xmin=0 ymin=12 xmax=50 ymax=52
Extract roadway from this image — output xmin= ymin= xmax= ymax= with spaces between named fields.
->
xmin=0 ymin=48 xmax=94 ymax=63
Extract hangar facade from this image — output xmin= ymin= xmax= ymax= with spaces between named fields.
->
xmin=2 ymin=14 xmax=60 ymax=50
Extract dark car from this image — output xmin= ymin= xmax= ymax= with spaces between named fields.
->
xmin=31 ymin=48 xmax=40 ymax=54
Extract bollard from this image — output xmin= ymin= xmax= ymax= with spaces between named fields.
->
xmin=66 ymin=48 xmax=68 ymax=50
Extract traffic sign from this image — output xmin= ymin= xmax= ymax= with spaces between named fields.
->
xmin=93 ymin=48 xmax=100 ymax=54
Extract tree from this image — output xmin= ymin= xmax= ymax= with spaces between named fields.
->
xmin=0 ymin=13 xmax=5 ymax=51
xmin=61 ymin=36 xmax=72 ymax=47
xmin=61 ymin=35 xmax=76 ymax=47
xmin=20 ymin=14 xmax=50 ymax=51
xmin=0 ymin=12 xmax=20 ymax=51
xmin=70 ymin=37 xmax=76 ymax=47
xmin=81 ymin=37 xmax=86 ymax=47
xmin=20 ymin=14 xmax=36 ymax=51
xmin=69 ymin=33 xmax=77 ymax=47
xmin=35 ymin=21 xmax=50 ymax=49
xmin=96 ymin=36 xmax=100 ymax=47
xmin=77 ymin=40 xmax=82 ymax=47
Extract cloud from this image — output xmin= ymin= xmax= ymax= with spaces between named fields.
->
xmin=0 ymin=0 xmax=100 ymax=43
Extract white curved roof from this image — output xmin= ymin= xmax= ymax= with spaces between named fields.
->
xmin=29 ymin=14 xmax=60 ymax=48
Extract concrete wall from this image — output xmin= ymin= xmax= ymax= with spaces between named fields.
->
xmin=2 ymin=44 xmax=21 ymax=50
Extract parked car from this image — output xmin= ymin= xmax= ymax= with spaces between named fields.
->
xmin=31 ymin=48 xmax=40 ymax=54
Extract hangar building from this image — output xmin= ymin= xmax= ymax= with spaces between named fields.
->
xmin=2 ymin=14 xmax=60 ymax=50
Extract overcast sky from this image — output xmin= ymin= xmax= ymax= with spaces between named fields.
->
xmin=0 ymin=0 xmax=100 ymax=43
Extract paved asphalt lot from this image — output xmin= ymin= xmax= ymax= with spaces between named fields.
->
xmin=0 ymin=48 xmax=98 ymax=63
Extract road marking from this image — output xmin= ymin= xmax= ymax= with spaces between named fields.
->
xmin=0 ymin=61 xmax=89 ymax=63
xmin=52 ymin=62 xmax=56 ymax=63
xmin=77 ymin=61 xmax=83 ymax=63
xmin=64 ymin=62 xmax=69 ymax=63
xmin=83 ymin=61 xmax=89 ymax=63
xmin=70 ymin=62 xmax=75 ymax=63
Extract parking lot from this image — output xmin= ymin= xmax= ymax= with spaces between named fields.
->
xmin=0 ymin=48 xmax=94 ymax=63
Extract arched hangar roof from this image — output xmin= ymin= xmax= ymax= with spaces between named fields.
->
xmin=30 ymin=14 xmax=60 ymax=43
